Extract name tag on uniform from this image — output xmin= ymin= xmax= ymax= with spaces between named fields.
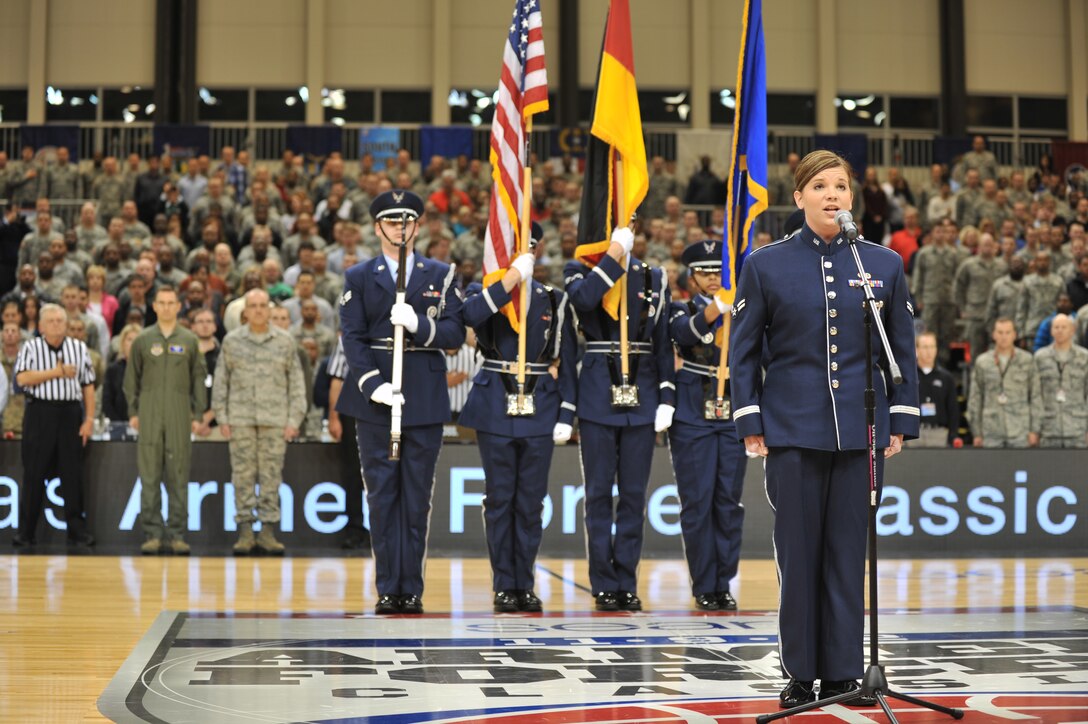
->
xmin=921 ymin=402 xmax=937 ymax=417
xmin=168 ymin=345 xmax=185 ymax=354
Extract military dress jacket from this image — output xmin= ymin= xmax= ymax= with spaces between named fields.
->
xmin=729 ymin=225 xmax=920 ymax=450
xmin=563 ymin=254 xmax=676 ymax=427
xmin=669 ymin=294 xmax=734 ymax=429
xmin=336 ymin=253 xmax=465 ymax=427
xmin=459 ymin=278 xmax=577 ymax=437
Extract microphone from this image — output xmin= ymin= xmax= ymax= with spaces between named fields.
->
xmin=834 ymin=210 xmax=859 ymax=241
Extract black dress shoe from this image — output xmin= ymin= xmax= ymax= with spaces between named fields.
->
xmin=375 ymin=595 xmax=399 ymax=615
xmin=779 ymin=679 xmax=816 ymax=708
xmin=11 ymin=533 xmax=32 ymax=548
xmin=493 ymin=590 xmax=520 ymax=613
xmin=617 ymin=591 xmax=642 ymax=611
xmin=68 ymin=531 xmax=95 ymax=547
xmin=594 ymin=592 xmax=618 ymax=611
xmin=717 ymin=591 xmax=737 ymax=610
xmin=517 ymin=589 xmax=542 ymax=612
xmin=694 ymin=593 xmax=720 ymax=611
xmin=398 ymin=594 xmax=424 ymax=614
xmin=820 ymin=679 xmax=875 ymax=706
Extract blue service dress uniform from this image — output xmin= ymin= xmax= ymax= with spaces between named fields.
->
xmin=668 ymin=294 xmax=747 ymax=602
xmin=460 ymin=278 xmax=577 ymax=595
xmin=564 ymin=253 xmax=676 ymax=597
xmin=337 ymin=252 xmax=465 ymax=600
xmin=729 ymin=224 xmax=919 ymax=683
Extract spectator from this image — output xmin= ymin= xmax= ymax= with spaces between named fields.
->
xmin=888 ymin=207 xmax=922 ymax=269
xmin=19 ymin=210 xmax=63 ymax=269
xmin=956 ymin=169 xmax=983 ymax=228
xmin=1032 ymin=293 xmax=1077 ymax=351
xmin=112 ymin=273 xmax=156 ymax=337
xmin=0 ymin=204 xmax=32 ymax=295
xmin=1 ymin=322 xmax=25 ymax=438
xmin=9 ymin=145 xmax=41 ymax=209
xmin=290 ymin=297 xmax=335 ymax=358
xmin=912 ymin=220 xmax=963 ymax=364
xmin=1017 ymin=251 xmax=1064 ymax=343
xmin=968 ymin=318 xmax=1040 ymax=448
xmin=237 ymin=225 xmax=283 ymax=270
xmin=66 ymin=316 xmax=105 ymax=419
xmin=683 ymin=155 xmax=725 ymax=207
xmin=1067 ymin=253 xmax=1088 ymax=310
xmin=45 ymin=146 xmax=81 ymax=201
xmin=223 ymin=269 xmax=264 ymax=332
xmin=906 ymin=331 xmax=960 ymax=448
xmin=91 ymin=157 xmax=126 ymax=225
xmin=926 ymin=180 xmax=956 ymax=224
xmin=281 ymin=212 xmax=326 ymax=267
xmin=310 ymin=250 xmax=343 ymax=308
xmin=954 ymin=232 xmax=1006 ymax=358
xmin=1034 ymin=313 xmax=1088 ymax=448
xmin=189 ymin=176 xmax=237 ymax=241
xmin=958 ymin=135 xmax=999 ymax=182
xmin=157 ymin=181 xmax=190 ymax=236
xmin=860 ymin=166 xmax=888 ymax=242
xmin=103 ymin=323 xmax=141 ymax=423
xmin=283 ymin=270 xmax=335 ymax=329
xmin=261 ymin=258 xmax=293 ymax=302
xmin=177 ymin=159 xmax=208 ymax=210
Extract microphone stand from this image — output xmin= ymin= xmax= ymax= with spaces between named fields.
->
xmin=757 ymin=232 xmax=963 ymax=723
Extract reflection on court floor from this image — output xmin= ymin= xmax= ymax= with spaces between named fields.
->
xmin=99 ymin=606 xmax=1087 ymax=723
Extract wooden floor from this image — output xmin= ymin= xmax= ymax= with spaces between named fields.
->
xmin=1 ymin=555 xmax=1085 ymax=722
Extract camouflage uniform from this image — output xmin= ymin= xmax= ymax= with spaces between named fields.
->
xmin=912 ymin=243 xmax=965 ymax=361
xmin=955 ymin=187 xmax=982 ymax=227
xmin=45 ymin=163 xmax=82 ymax=201
xmin=958 ymin=150 xmax=998 ymax=181
xmin=1 ymin=351 xmax=24 ymax=437
xmin=92 ymin=174 xmax=128 ymax=225
xmin=1034 ymin=344 xmax=1088 ymax=448
xmin=967 ymin=348 xmax=1041 ymax=447
xmin=18 ymin=231 xmax=63 ymax=269
xmin=75 ymin=224 xmax=108 ymax=254
xmin=953 ymin=256 xmax=1006 ymax=358
xmin=212 ymin=326 xmax=306 ymax=525
xmin=984 ymin=276 xmax=1023 ymax=343
xmin=8 ymin=160 xmax=41 ymax=208
xmin=1016 ymin=273 xmax=1064 ymax=342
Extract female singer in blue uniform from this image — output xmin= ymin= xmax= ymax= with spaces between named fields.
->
xmin=729 ymin=150 xmax=919 ymax=708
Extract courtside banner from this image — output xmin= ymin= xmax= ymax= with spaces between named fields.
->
xmin=0 ymin=443 xmax=1082 ymax=557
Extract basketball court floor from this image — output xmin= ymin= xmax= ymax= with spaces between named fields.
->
xmin=1 ymin=555 xmax=1085 ymax=722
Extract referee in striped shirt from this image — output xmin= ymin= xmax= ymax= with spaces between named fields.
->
xmin=326 ymin=336 xmax=370 ymax=551
xmin=13 ymin=303 xmax=96 ymax=547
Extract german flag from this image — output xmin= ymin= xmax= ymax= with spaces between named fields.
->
xmin=574 ymin=0 xmax=647 ymax=320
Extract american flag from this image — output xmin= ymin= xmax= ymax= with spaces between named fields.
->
xmin=482 ymin=0 xmax=548 ymax=302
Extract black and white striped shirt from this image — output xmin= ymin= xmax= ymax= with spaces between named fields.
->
xmin=327 ymin=337 xmax=348 ymax=380
xmin=14 ymin=336 xmax=96 ymax=401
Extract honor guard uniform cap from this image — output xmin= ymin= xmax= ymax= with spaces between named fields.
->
xmin=370 ymin=189 xmax=425 ymax=221
xmin=681 ymin=239 xmax=723 ymax=273
xmin=530 ymin=221 xmax=544 ymax=244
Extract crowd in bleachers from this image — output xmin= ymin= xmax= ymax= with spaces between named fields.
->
xmin=0 ymin=135 xmax=1084 ymax=446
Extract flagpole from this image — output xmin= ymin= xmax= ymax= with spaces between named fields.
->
xmin=716 ymin=166 xmax=745 ymax=401
xmin=516 ymin=118 xmax=533 ymax=408
xmin=615 ymin=153 xmax=630 ymax=386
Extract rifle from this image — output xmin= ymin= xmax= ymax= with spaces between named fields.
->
xmin=389 ymin=212 xmax=408 ymax=459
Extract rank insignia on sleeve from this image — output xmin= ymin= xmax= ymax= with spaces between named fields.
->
xmin=732 ymin=298 xmax=746 ymax=318
xmin=907 ymin=300 xmax=914 ymax=315
xmin=339 ymin=290 xmax=352 ymax=306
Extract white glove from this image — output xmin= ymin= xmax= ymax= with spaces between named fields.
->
xmin=370 ymin=382 xmax=404 ymax=408
xmin=713 ymin=295 xmax=729 ymax=315
xmin=552 ymin=422 xmax=573 ymax=443
xmin=654 ymin=404 xmax=675 ymax=433
xmin=390 ymin=302 xmax=419 ymax=333
xmin=611 ymin=226 xmax=634 ymax=255
xmin=510 ymin=253 xmax=535 ymax=281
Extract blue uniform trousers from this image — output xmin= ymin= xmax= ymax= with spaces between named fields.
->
xmin=578 ymin=420 xmax=656 ymax=593
xmin=766 ymin=447 xmax=882 ymax=682
xmin=477 ymin=431 xmax=554 ymax=592
xmin=356 ymin=420 xmax=443 ymax=598
xmin=668 ymin=421 xmax=747 ymax=596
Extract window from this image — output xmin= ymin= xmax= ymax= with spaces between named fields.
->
xmin=448 ymin=88 xmax=498 ymax=126
xmin=103 ymin=87 xmax=155 ymax=123
xmin=709 ymin=89 xmax=736 ymax=126
xmin=196 ymin=88 xmax=248 ymax=122
xmin=322 ymin=89 xmax=375 ymax=124
xmin=966 ymin=95 xmax=1013 ymax=128
xmin=381 ymin=90 xmax=431 ymax=124
xmin=889 ymin=97 xmax=939 ymax=129
xmin=1018 ymin=97 xmax=1066 ymax=131
xmin=255 ymin=88 xmax=306 ymax=122
xmin=45 ymin=86 xmax=98 ymax=122
xmin=636 ymin=90 xmax=690 ymax=124
xmin=0 ymin=89 xmax=26 ymax=122
xmin=768 ymin=93 xmax=816 ymax=127
xmin=836 ymin=94 xmax=885 ymax=128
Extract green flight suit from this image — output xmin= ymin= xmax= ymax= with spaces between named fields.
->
xmin=123 ymin=324 xmax=207 ymax=541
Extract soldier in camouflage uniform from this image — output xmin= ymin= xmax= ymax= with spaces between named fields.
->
xmin=45 ymin=147 xmax=82 ymax=201
xmin=1033 ymin=314 xmax=1088 ymax=448
xmin=968 ymin=318 xmax=1042 ymax=448
xmin=912 ymin=220 xmax=966 ymax=363
xmin=954 ymin=169 xmax=983 ymax=227
xmin=92 ymin=157 xmax=128 ymax=226
xmin=9 ymin=146 xmax=41 ymax=209
xmin=953 ymin=233 xmax=1006 ymax=358
xmin=984 ymin=257 xmax=1026 ymax=350
xmin=1016 ymin=251 xmax=1065 ymax=343
xmin=213 ymin=289 xmax=306 ymax=555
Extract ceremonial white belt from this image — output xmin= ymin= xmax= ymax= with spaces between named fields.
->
xmin=680 ymin=360 xmax=724 ymax=378
xmin=481 ymin=360 xmax=552 ymax=375
xmin=585 ymin=341 xmax=652 ymax=354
